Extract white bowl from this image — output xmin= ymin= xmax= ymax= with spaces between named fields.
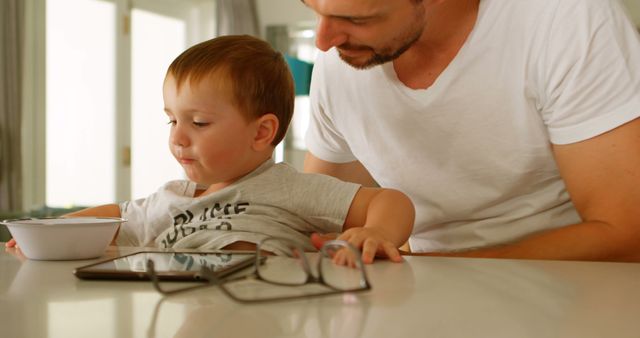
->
xmin=2 ymin=217 xmax=126 ymax=260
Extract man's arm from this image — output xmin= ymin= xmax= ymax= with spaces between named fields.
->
xmin=304 ymin=152 xmax=378 ymax=187
xmin=414 ymin=118 xmax=640 ymax=262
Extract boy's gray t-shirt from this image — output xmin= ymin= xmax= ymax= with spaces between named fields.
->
xmin=116 ymin=159 xmax=361 ymax=253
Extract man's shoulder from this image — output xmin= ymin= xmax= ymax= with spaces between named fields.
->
xmin=475 ymin=0 xmax=623 ymax=49
xmin=480 ymin=0 xmax=613 ymax=23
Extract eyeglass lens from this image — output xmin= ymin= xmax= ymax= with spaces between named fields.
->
xmin=256 ymin=238 xmax=367 ymax=291
xmin=256 ymin=240 xmax=309 ymax=285
xmin=320 ymin=243 xmax=368 ymax=290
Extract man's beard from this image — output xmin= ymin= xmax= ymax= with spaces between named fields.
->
xmin=336 ymin=18 xmax=424 ymax=69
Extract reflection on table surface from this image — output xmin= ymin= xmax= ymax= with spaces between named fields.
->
xmin=1 ymin=245 xmax=640 ymax=338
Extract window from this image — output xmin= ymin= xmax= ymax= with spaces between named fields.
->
xmin=46 ymin=0 xmax=117 ymax=207
xmin=31 ymin=0 xmax=215 ymax=209
xmin=130 ymin=8 xmax=187 ymax=199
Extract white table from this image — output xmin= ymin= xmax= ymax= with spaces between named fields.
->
xmin=2 ymin=245 xmax=640 ymax=338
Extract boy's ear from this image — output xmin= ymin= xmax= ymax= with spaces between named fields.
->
xmin=252 ymin=113 xmax=279 ymax=151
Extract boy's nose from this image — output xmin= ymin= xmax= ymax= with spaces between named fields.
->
xmin=170 ymin=126 xmax=190 ymax=148
xmin=315 ymin=16 xmax=348 ymax=52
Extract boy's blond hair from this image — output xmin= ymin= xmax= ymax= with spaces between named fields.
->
xmin=167 ymin=35 xmax=295 ymax=145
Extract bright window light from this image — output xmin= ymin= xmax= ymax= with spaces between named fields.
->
xmin=46 ymin=0 xmax=116 ymax=207
xmin=131 ymin=9 xmax=186 ymax=199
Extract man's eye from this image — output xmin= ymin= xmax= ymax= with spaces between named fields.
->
xmin=348 ymin=18 xmax=369 ymax=25
xmin=193 ymin=122 xmax=210 ymax=127
xmin=167 ymin=120 xmax=176 ymax=126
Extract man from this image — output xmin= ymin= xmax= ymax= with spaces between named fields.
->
xmin=301 ymin=0 xmax=640 ymax=261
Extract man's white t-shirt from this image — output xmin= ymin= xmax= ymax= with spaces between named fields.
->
xmin=305 ymin=0 xmax=640 ymax=252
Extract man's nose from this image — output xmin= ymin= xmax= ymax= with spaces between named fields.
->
xmin=315 ymin=16 xmax=347 ymax=52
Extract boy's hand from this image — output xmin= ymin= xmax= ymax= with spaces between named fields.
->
xmin=310 ymin=232 xmax=338 ymax=249
xmin=338 ymin=227 xmax=403 ymax=264
xmin=5 ymin=238 xmax=17 ymax=248
xmin=311 ymin=229 xmax=403 ymax=264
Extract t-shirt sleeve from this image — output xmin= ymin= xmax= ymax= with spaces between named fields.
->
xmin=305 ymin=52 xmax=359 ymax=163
xmin=259 ymin=164 xmax=361 ymax=233
xmin=288 ymin=170 xmax=361 ymax=233
xmin=540 ymin=0 xmax=640 ymax=144
xmin=116 ymin=180 xmax=193 ymax=246
xmin=116 ymin=198 xmax=147 ymax=246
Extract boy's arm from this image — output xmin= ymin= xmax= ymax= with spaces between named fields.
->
xmin=63 ymin=204 xmax=121 ymax=218
xmin=66 ymin=204 xmax=122 ymax=245
xmin=5 ymin=204 xmax=122 ymax=248
xmin=341 ymin=187 xmax=415 ymax=263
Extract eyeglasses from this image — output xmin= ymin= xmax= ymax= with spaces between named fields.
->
xmin=147 ymin=237 xmax=372 ymax=303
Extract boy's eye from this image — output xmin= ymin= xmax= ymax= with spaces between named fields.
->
xmin=193 ymin=121 xmax=210 ymax=127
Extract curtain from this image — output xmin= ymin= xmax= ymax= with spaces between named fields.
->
xmin=216 ymin=0 xmax=260 ymax=36
xmin=0 ymin=0 xmax=24 ymax=211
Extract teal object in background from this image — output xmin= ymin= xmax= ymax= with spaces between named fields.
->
xmin=285 ymin=55 xmax=313 ymax=96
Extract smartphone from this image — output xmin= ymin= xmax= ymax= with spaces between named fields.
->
xmin=73 ymin=251 xmax=256 ymax=281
